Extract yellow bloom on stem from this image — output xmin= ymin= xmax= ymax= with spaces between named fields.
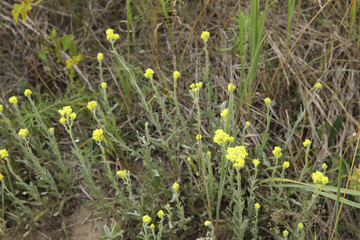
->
xmin=196 ymin=134 xmax=202 ymax=141
xmin=87 ymin=101 xmax=97 ymax=110
xmin=314 ymin=82 xmax=322 ymax=89
xmin=142 ymin=215 xmax=151 ymax=224
xmin=190 ymin=83 xmax=195 ymax=89
xmin=272 ymin=146 xmax=282 ymax=157
xmin=298 ymin=222 xmax=304 ymax=229
xmin=24 ymin=89 xmax=32 ymax=97
xmin=226 ymin=146 xmax=248 ymax=169
xmin=204 ymin=220 xmax=212 ymax=227
xmin=283 ymin=230 xmax=289 ymax=237
xmin=253 ymin=159 xmax=260 ymax=167
xmin=0 ymin=173 xmax=3 ymax=180
xmin=187 ymin=157 xmax=191 ymax=162
xmin=59 ymin=117 xmax=66 ymax=124
xmin=264 ymin=98 xmax=271 ymax=105
xmin=173 ymin=71 xmax=180 ymax=79
xmin=92 ymin=129 xmax=104 ymax=141
xmin=97 ymin=53 xmax=103 ymax=61
xmin=254 ymin=203 xmax=260 ymax=209
xmin=157 ymin=210 xmax=164 ymax=219
xmin=201 ymin=31 xmax=210 ymax=41
xmin=312 ymin=171 xmax=329 ymax=188
xmin=220 ymin=109 xmax=228 ymax=119
xmin=245 ymin=121 xmax=251 ymax=127
xmin=322 ymin=163 xmax=328 ymax=170
xmin=9 ymin=96 xmax=18 ymax=105
xmin=228 ymin=83 xmax=236 ymax=91
xmin=303 ymin=139 xmax=311 ymax=147
xmin=70 ymin=113 xmax=76 ymax=121
xmin=0 ymin=149 xmax=9 ymax=158
xmin=117 ymin=169 xmax=127 ymax=179
xmin=18 ymin=128 xmax=29 ymax=138
xmin=0 ymin=104 xmax=3 ymax=112
xmin=150 ymin=224 xmax=155 ymax=229
xmin=283 ymin=161 xmax=290 ymax=169
xmin=172 ymin=182 xmax=180 ymax=192
xmin=196 ymin=82 xmax=203 ymax=88
xmin=101 ymin=82 xmax=107 ymax=89
xmin=49 ymin=127 xmax=54 ymax=133
xmin=144 ymin=68 xmax=154 ymax=79
xmin=213 ymin=129 xmax=231 ymax=145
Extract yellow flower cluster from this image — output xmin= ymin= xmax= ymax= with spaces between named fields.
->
xmin=283 ymin=230 xmax=289 ymax=237
xmin=157 ymin=210 xmax=164 ymax=219
xmin=18 ymin=128 xmax=29 ymax=138
xmin=298 ymin=222 xmax=304 ymax=229
xmin=213 ymin=129 xmax=233 ymax=145
xmin=172 ymin=182 xmax=180 ymax=192
xmin=142 ymin=215 xmax=151 ymax=224
xmin=106 ymin=28 xmax=120 ymax=42
xmin=272 ymin=146 xmax=282 ymax=157
xmin=220 ymin=109 xmax=228 ymax=119
xmin=87 ymin=101 xmax=97 ymax=110
xmin=24 ymin=89 xmax=32 ymax=97
xmin=282 ymin=161 xmax=290 ymax=169
xmin=190 ymin=82 xmax=203 ymax=93
xmin=144 ymin=68 xmax=154 ymax=79
xmin=196 ymin=134 xmax=202 ymax=141
xmin=201 ymin=31 xmax=210 ymax=41
xmin=312 ymin=171 xmax=329 ymax=189
xmin=0 ymin=149 xmax=9 ymax=158
xmin=150 ymin=224 xmax=155 ymax=229
xmin=0 ymin=105 xmax=3 ymax=112
xmin=97 ymin=53 xmax=103 ymax=61
xmin=264 ymin=98 xmax=271 ymax=105
xmin=117 ymin=169 xmax=127 ymax=179
xmin=49 ymin=127 xmax=54 ymax=133
xmin=58 ymin=106 xmax=76 ymax=124
xmin=253 ymin=159 xmax=260 ymax=167
xmin=0 ymin=173 xmax=3 ymax=180
xmin=66 ymin=55 xmax=82 ymax=70
xmin=9 ymin=96 xmax=18 ymax=105
xmin=245 ymin=121 xmax=251 ymax=127
xmin=204 ymin=220 xmax=212 ymax=227
xmin=173 ymin=71 xmax=180 ymax=79
xmin=187 ymin=157 xmax=191 ymax=162
xmin=322 ymin=163 xmax=328 ymax=170
xmin=101 ymin=82 xmax=107 ymax=89
xmin=254 ymin=203 xmax=260 ymax=209
xmin=227 ymin=83 xmax=236 ymax=92
xmin=303 ymin=139 xmax=311 ymax=147
xmin=314 ymin=82 xmax=322 ymax=89
xmin=92 ymin=129 xmax=104 ymax=142
xmin=226 ymin=146 xmax=248 ymax=168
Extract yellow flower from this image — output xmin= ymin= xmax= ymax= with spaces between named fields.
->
xmin=24 ymin=89 xmax=32 ymax=97
xmin=66 ymin=59 xmax=74 ymax=69
xmin=157 ymin=210 xmax=165 ymax=219
xmin=97 ymin=53 xmax=104 ymax=61
xmin=0 ymin=149 xmax=9 ymax=158
xmin=92 ymin=129 xmax=104 ymax=141
xmin=254 ymin=203 xmax=260 ymax=209
xmin=150 ymin=224 xmax=155 ymax=229
xmin=283 ymin=230 xmax=289 ymax=237
xmin=113 ymin=34 xmax=120 ymax=40
xmin=298 ymin=222 xmax=304 ymax=229
xmin=9 ymin=96 xmax=18 ymax=105
xmin=229 ymin=137 xmax=234 ymax=143
xmin=245 ymin=121 xmax=251 ymax=127
xmin=253 ymin=159 xmax=260 ymax=167
xmin=187 ymin=157 xmax=191 ymax=162
xmin=144 ymin=68 xmax=154 ymax=79
xmin=49 ymin=127 xmax=54 ymax=133
xmin=193 ymin=87 xmax=199 ymax=93
xmin=196 ymin=82 xmax=203 ymax=88
xmin=314 ymin=82 xmax=322 ymax=89
xmin=173 ymin=71 xmax=180 ymax=79
xmin=303 ymin=139 xmax=311 ymax=147
xmin=322 ymin=163 xmax=328 ymax=170
xmin=106 ymin=28 xmax=119 ymax=42
xmin=190 ymin=83 xmax=195 ymax=89
xmin=196 ymin=134 xmax=202 ymax=141
xmin=220 ymin=109 xmax=228 ymax=119
xmin=213 ymin=129 xmax=231 ymax=145
xmin=283 ymin=161 xmax=290 ymax=169
xmin=201 ymin=31 xmax=210 ymax=41
xmin=227 ymin=83 xmax=236 ymax=91
xmin=101 ymin=82 xmax=107 ymax=89
xmin=172 ymin=182 xmax=180 ymax=192
xmin=70 ymin=113 xmax=76 ymax=121
xmin=87 ymin=101 xmax=97 ymax=110
xmin=117 ymin=169 xmax=127 ymax=179
xmin=59 ymin=117 xmax=66 ymax=124
xmin=312 ymin=171 xmax=329 ymax=188
xmin=0 ymin=104 xmax=3 ymax=112
xmin=142 ymin=215 xmax=151 ymax=224
xmin=74 ymin=54 xmax=82 ymax=64
xmin=272 ymin=146 xmax=282 ymax=157
xmin=264 ymin=98 xmax=271 ymax=105
xmin=0 ymin=173 xmax=3 ymax=180
xmin=204 ymin=220 xmax=212 ymax=227
xmin=18 ymin=128 xmax=29 ymax=138
xmin=226 ymin=146 xmax=248 ymax=169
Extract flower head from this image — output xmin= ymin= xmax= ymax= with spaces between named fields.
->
xmin=144 ymin=68 xmax=154 ymax=79
xmin=157 ymin=210 xmax=165 ymax=219
xmin=253 ymin=159 xmax=260 ymax=167
xmin=58 ymin=106 xmax=74 ymax=123
xmin=220 ymin=109 xmax=228 ymax=119
xmin=264 ymin=98 xmax=271 ymax=105
xmin=226 ymin=146 xmax=248 ymax=169
xmin=18 ymin=128 xmax=29 ymax=138
xmin=0 ymin=173 xmax=3 ymax=180
xmin=254 ymin=203 xmax=260 ymax=209
xmin=150 ymin=224 xmax=155 ymax=229
xmin=196 ymin=82 xmax=203 ymax=88
xmin=106 ymin=28 xmax=119 ymax=42
xmin=0 ymin=105 xmax=3 ymax=112
xmin=87 ymin=101 xmax=97 ymax=110
xmin=0 ymin=149 xmax=9 ymax=158
xmin=173 ymin=71 xmax=180 ymax=79
xmin=9 ymin=96 xmax=18 ymax=105
xmin=101 ymin=82 xmax=107 ymax=89
xmin=245 ymin=121 xmax=251 ymax=127
xmin=204 ymin=220 xmax=212 ymax=227
xmin=196 ymin=134 xmax=202 ymax=141
xmin=213 ymin=129 xmax=232 ymax=145
xmin=24 ymin=89 xmax=32 ymax=97
xmin=92 ymin=129 xmax=104 ymax=141
xmin=298 ymin=222 xmax=304 ymax=230
xmin=312 ymin=171 xmax=329 ymax=188
xmin=272 ymin=146 xmax=282 ymax=157
xmin=303 ymin=139 xmax=311 ymax=147
xmin=49 ymin=127 xmax=54 ymax=133
xmin=283 ymin=161 xmax=290 ymax=169
xmin=314 ymin=82 xmax=322 ymax=89
xmin=228 ymin=83 xmax=236 ymax=92
xmin=70 ymin=113 xmax=76 ymax=121
xmin=201 ymin=31 xmax=210 ymax=41
xmin=97 ymin=53 xmax=103 ymax=61
xmin=283 ymin=230 xmax=289 ymax=237
xmin=190 ymin=83 xmax=195 ymax=89
xmin=187 ymin=157 xmax=191 ymax=162
xmin=322 ymin=163 xmax=328 ymax=170
xmin=172 ymin=182 xmax=180 ymax=192
xmin=59 ymin=117 xmax=66 ymax=124
xmin=142 ymin=215 xmax=151 ymax=224
xmin=117 ymin=169 xmax=127 ymax=179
